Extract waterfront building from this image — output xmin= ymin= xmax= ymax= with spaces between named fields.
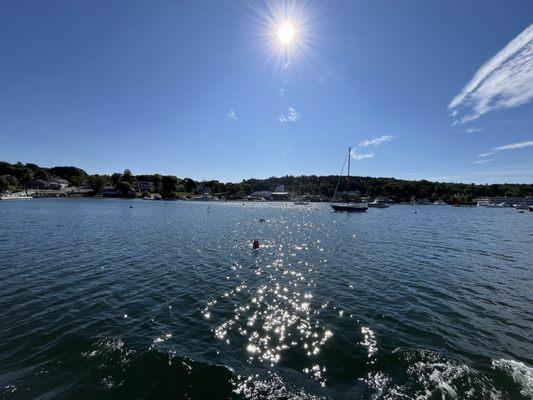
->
xmin=250 ymin=190 xmax=272 ymax=200
xmin=48 ymin=178 xmax=69 ymax=190
xmin=101 ymin=186 xmax=120 ymax=197
xmin=475 ymin=196 xmax=533 ymax=207
xmin=476 ymin=196 xmax=533 ymax=207
xmin=137 ymin=181 xmax=154 ymax=193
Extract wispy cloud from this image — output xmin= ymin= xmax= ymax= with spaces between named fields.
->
xmin=317 ymin=72 xmax=332 ymax=83
xmin=227 ymin=109 xmax=236 ymax=120
xmin=475 ymin=140 xmax=532 ymax=164
xmin=492 ymin=140 xmax=533 ymax=151
xmin=465 ymin=127 xmax=482 ymax=133
xmin=473 ymin=159 xmax=493 ymax=164
xmin=358 ymin=135 xmax=395 ymax=147
xmin=448 ymin=24 xmax=533 ymax=123
xmin=278 ymin=106 xmax=301 ymax=123
xmin=279 ymin=79 xmax=290 ymax=97
xmin=350 ymin=151 xmax=374 ymax=160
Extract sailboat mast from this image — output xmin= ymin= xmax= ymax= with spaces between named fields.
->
xmin=347 ymin=147 xmax=351 ymax=203
xmin=348 ymin=147 xmax=351 ymax=179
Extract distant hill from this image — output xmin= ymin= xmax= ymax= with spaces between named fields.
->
xmin=1 ymin=161 xmax=532 ymax=202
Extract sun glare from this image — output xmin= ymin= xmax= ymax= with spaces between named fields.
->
xmin=278 ymin=22 xmax=295 ymax=44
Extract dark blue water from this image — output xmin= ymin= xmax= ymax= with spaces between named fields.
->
xmin=1 ymin=199 xmax=532 ymax=399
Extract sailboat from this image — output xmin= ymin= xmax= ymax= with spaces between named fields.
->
xmin=331 ymin=147 xmax=368 ymax=212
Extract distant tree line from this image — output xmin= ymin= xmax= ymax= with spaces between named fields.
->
xmin=1 ymin=161 xmax=532 ymax=202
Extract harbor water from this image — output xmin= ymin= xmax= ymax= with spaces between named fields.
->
xmin=0 ymin=199 xmax=532 ymax=399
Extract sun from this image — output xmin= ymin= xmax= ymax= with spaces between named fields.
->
xmin=278 ymin=22 xmax=295 ymax=44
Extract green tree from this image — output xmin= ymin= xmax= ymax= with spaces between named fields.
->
xmin=121 ymin=169 xmax=135 ymax=184
xmin=161 ymin=175 xmax=179 ymax=198
xmin=87 ymin=175 xmax=106 ymax=194
xmin=152 ymin=174 xmax=162 ymax=193
xmin=111 ymin=173 xmax=122 ymax=186
xmin=117 ymin=181 xmax=133 ymax=197
xmin=181 ymin=178 xmax=197 ymax=193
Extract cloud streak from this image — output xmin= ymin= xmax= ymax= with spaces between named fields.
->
xmin=358 ymin=135 xmax=395 ymax=147
xmin=492 ymin=140 xmax=533 ymax=151
xmin=474 ymin=140 xmax=533 ymax=164
xmin=473 ymin=159 xmax=493 ymax=164
xmin=227 ymin=109 xmax=236 ymax=120
xmin=278 ymin=106 xmax=301 ymax=123
xmin=448 ymin=24 xmax=533 ymax=123
xmin=350 ymin=151 xmax=374 ymax=160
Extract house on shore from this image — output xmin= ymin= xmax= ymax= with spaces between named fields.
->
xmin=250 ymin=190 xmax=272 ymax=200
xmin=101 ymin=186 xmax=120 ymax=197
xmin=48 ymin=177 xmax=69 ymax=190
xmin=137 ymin=181 xmax=154 ymax=193
xmin=475 ymin=196 xmax=533 ymax=207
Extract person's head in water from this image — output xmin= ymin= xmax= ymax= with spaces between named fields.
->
xmin=252 ymin=240 xmax=260 ymax=249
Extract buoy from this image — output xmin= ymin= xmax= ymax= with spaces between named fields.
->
xmin=252 ymin=240 xmax=260 ymax=249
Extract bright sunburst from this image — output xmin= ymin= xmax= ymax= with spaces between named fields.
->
xmin=278 ymin=22 xmax=295 ymax=44
xmin=239 ymin=0 xmax=325 ymax=79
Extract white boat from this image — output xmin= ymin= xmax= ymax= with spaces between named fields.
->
xmin=192 ymin=194 xmax=219 ymax=201
xmin=367 ymin=199 xmax=389 ymax=208
xmin=330 ymin=147 xmax=368 ymax=213
xmin=143 ymin=194 xmax=162 ymax=200
xmin=0 ymin=194 xmax=33 ymax=200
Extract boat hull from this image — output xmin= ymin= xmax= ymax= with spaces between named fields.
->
xmin=367 ymin=203 xmax=388 ymax=208
xmin=331 ymin=204 xmax=368 ymax=212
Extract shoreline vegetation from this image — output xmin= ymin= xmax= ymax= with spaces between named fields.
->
xmin=1 ymin=161 xmax=532 ymax=205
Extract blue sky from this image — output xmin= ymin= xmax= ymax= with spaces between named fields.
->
xmin=1 ymin=1 xmax=532 ymax=183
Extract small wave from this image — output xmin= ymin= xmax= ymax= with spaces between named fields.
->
xmin=361 ymin=348 xmax=502 ymax=400
xmin=79 ymin=337 xmax=234 ymax=398
xmin=492 ymin=359 xmax=533 ymax=399
xmin=233 ymin=373 xmax=327 ymax=399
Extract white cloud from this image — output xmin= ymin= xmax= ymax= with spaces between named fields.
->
xmin=278 ymin=106 xmax=301 ymax=123
xmin=350 ymin=151 xmax=374 ymax=160
xmin=492 ymin=140 xmax=533 ymax=151
xmin=465 ymin=127 xmax=482 ymax=133
xmin=358 ymin=135 xmax=395 ymax=147
xmin=475 ymin=140 xmax=532 ymax=163
xmin=317 ymin=72 xmax=332 ymax=83
xmin=227 ymin=109 xmax=236 ymax=120
xmin=448 ymin=24 xmax=533 ymax=123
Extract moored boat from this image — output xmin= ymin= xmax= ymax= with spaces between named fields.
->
xmin=330 ymin=147 xmax=368 ymax=213
xmin=367 ymin=199 xmax=389 ymax=208
xmin=331 ymin=203 xmax=368 ymax=212
xmin=0 ymin=195 xmax=33 ymax=200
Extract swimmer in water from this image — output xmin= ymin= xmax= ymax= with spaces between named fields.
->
xmin=252 ymin=240 xmax=260 ymax=249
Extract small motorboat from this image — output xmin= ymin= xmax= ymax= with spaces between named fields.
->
xmin=367 ymin=199 xmax=389 ymax=208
